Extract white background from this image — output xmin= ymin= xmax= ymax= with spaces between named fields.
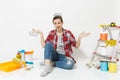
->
xmin=0 ymin=0 xmax=119 ymax=60
xmin=0 ymin=0 xmax=120 ymax=80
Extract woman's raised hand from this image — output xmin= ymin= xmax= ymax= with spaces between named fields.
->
xmin=78 ymin=32 xmax=91 ymax=39
xmin=32 ymin=28 xmax=43 ymax=35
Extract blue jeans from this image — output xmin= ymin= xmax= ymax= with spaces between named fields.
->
xmin=44 ymin=42 xmax=74 ymax=70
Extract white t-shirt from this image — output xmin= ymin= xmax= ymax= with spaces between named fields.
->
xmin=56 ymin=36 xmax=65 ymax=55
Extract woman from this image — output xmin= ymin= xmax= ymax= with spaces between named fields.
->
xmin=33 ymin=14 xmax=90 ymax=77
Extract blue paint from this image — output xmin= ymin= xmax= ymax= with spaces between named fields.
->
xmin=100 ymin=61 xmax=108 ymax=71
xmin=26 ymin=61 xmax=34 ymax=64
xmin=18 ymin=49 xmax=25 ymax=53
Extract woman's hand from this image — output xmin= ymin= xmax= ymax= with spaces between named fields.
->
xmin=32 ymin=28 xmax=45 ymax=48
xmin=32 ymin=29 xmax=43 ymax=36
xmin=78 ymin=32 xmax=91 ymax=39
xmin=76 ymin=32 xmax=91 ymax=48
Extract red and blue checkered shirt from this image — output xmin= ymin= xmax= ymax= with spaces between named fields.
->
xmin=45 ymin=28 xmax=77 ymax=57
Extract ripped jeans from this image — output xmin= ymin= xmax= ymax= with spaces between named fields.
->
xmin=44 ymin=42 xmax=75 ymax=70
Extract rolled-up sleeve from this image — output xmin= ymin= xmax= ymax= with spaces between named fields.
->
xmin=45 ymin=30 xmax=55 ymax=43
xmin=69 ymin=32 xmax=77 ymax=47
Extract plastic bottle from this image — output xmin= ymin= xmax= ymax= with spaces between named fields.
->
xmin=16 ymin=52 xmax=21 ymax=59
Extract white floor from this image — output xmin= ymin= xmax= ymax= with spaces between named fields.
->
xmin=0 ymin=58 xmax=120 ymax=80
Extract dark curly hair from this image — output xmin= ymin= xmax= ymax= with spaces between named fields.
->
xmin=52 ymin=15 xmax=63 ymax=23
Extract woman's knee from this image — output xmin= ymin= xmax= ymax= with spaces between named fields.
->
xmin=64 ymin=60 xmax=74 ymax=70
xmin=44 ymin=42 xmax=54 ymax=51
xmin=45 ymin=42 xmax=53 ymax=47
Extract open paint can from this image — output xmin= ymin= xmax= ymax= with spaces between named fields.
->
xmin=108 ymin=61 xmax=117 ymax=73
xmin=100 ymin=61 xmax=108 ymax=71
xmin=100 ymin=32 xmax=108 ymax=41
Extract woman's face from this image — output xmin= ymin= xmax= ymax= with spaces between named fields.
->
xmin=53 ymin=18 xmax=63 ymax=31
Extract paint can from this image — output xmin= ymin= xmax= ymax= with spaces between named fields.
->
xmin=25 ymin=50 xmax=34 ymax=68
xmin=108 ymin=61 xmax=117 ymax=73
xmin=100 ymin=61 xmax=108 ymax=71
xmin=100 ymin=32 xmax=108 ymax=41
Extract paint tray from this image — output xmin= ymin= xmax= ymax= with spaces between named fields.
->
xmin=0 ymin=61 xmax=22 ymax=72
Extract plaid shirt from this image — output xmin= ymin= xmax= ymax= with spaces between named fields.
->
xmin=45 ymin=28 xmax=77 ymax=57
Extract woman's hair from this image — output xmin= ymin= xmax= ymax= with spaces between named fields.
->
xmin=52 ymin=13 xmax=63 ymax=23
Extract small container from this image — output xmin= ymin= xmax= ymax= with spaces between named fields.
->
xmin=108 ymin=61 xmax=117 ymax=73
xmin=25 ymin=50 xmax=34 ymax=68
xmin=100 ymin=61 xmax=108 ymax=71
xmin=100 ymin=32 xmax=108 ymax=41
xmin=18 ymin=50 xmax=25 ymax=61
